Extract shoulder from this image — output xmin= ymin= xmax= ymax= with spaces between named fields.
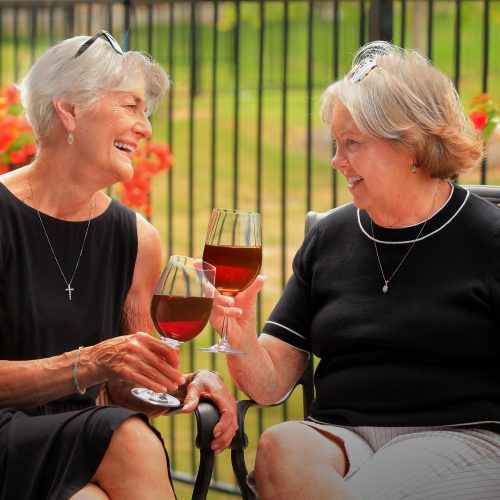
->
xmin=294 ymin=203 xmax=356 ymax=269
xmin=125 ymin=212 xmax=162 ymax=308
xmin=135 ymin=212 xmax=162 ymax=254
xmin=311 ymin=203 xmax=357 ymax=234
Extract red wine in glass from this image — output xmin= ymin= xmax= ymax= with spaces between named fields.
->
xmin=202 ymin=245 xmax=262 ymax=296
xmin=131 ymin=255 xmax=216 ymax=407
xmin=151 ymin=294 xmax=214 ymax=343
xmin=199 ymin=209 xmax=262 ymax=355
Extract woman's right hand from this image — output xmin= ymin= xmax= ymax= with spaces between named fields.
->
xmin=88 ymin=332 xmax=184 ymax=394
xmin=209 ymin=275 xmax=266 ymax=348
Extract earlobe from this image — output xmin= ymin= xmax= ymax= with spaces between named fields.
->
xmin=52 ymin=97 xmax=77 ymax=131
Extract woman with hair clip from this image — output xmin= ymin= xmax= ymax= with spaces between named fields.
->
xmin=212 ymin=41 xmax=500 ymax=499
xmin=0 ymin=31 xmax=237 ymax=500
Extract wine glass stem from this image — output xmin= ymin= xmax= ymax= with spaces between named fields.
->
xmin=218 ymin=315 xmax=230 ymax=347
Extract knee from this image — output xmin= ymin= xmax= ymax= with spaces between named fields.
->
xmin=112 ymin=417 xmax=164 ymax=460
xmin=255 ymin=422 xmax=306 ymax=474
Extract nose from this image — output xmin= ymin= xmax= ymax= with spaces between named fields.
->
xmin=331 ymin=146 xmax=345 ymax=172
xmin=134 ymin=114 xmax=152 ymax=140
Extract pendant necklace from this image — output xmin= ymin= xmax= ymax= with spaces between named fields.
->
xmin=371 ymin=180 xmax=440 ymax=294
xmin=28 ymin=169 xmax=95 ymax=301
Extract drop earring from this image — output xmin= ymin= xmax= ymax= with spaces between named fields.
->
xmin=411 ymin=162 xmax=417 ymax=174
xmin=67 ymin=130 xmax=74 ymax=145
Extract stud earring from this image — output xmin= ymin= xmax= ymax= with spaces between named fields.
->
xmin=67 ymin=130 xmax=74 ymax=145
xmin=411 ymin=162 xmax=417 ymax=174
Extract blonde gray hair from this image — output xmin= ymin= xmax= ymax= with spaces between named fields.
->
xmin=320 ymin=41 xmax=484 ymax=178
xmin=19 ymin=34 xmax=170 ymax=138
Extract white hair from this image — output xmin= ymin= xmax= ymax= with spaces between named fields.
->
xmin=19 ymin=34 xmax=170 ymax=138
xmin=320 ymin=41 xmax=483 ymax=178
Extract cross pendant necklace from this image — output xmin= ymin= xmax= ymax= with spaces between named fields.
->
xmin=28 ymin=168 xmax=95 ymax=301
xmin=35 ymin=204 xmax=94 ymax=300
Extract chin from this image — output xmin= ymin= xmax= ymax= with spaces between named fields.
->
xmin=116 ymin=162 xmax=135 ymax=183
xmin=350 ymin=195 xmax=366 ymax=210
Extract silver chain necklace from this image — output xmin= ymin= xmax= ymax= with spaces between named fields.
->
xmin=371 ymin=180 xmax=440 ymax=294
xmin=28 ymin=170 xmax=95 ymax=301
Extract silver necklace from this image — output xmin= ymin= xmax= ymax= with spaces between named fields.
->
xmin=28 ymin=170 xmax=95 ymax=301
xmin=371 ymin=180 xmax=440 ymax=294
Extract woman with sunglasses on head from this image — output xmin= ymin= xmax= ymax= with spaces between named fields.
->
xmin=212 ymin=41 xmax=500 ymax=499
xmin=0 ymin=32 xmax=237 ymax=500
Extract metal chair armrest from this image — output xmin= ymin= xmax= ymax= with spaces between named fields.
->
xmin=190 ymin=399 xmax=220 ymax=500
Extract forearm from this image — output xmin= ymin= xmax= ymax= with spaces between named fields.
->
xmin=226 ymin=340 xmax=282 ymax=404
xmin=211 ymin=276 xmax=306 ymax=403
xmin=0 ymin=351 xmax=83 ymax=408
xmin=224 ymin=323 xmax=298 ymax=404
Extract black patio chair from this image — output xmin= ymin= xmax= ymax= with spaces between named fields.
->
xmin=227 ymin=183 xmax=500 ymax=500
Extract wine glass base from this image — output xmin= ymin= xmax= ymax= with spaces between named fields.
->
xmin=198 ymin=343 xmax=247 ymax=355
xmin=131 ymin=388 xmax=182 ymax=407
xmin=159 ymin=337 xmax=182 ymax=349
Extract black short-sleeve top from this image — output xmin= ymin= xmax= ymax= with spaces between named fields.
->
xmin=263 ymin=183 xmax=500 ymax=427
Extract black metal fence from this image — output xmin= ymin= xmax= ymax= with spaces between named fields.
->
xmin=1 ymin=0 xmax=499 ymax=497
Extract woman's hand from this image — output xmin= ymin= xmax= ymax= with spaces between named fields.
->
xmin=209 ymin=275 xmax=266 ymax=346
xmin=178 ymin=369 xmax=238 ymax=453
xmin=89 ymin=332 xmax=185 ymax=394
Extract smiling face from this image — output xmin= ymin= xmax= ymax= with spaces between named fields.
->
xmin=73 ymin=83 xmax=152 ymax=184
xmin=330 ymin=102 xmax=415 ymax=218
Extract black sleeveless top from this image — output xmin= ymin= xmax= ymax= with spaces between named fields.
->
xmin=0 ymin=182 xmax=138 ymax=404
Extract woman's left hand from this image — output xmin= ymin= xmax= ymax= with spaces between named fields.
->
xmin=179 ymin=369 xmax=238 ymax=453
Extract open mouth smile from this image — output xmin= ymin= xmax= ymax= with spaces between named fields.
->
xmin=348 ymin=175 xmax=363 ymax=188
xmin=113 ymin=141 xmax=136 ymax=155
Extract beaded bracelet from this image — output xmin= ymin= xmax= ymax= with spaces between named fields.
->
xmin=72 ymin=346 xmax=86 ymax=395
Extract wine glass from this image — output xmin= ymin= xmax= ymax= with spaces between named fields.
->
xmin=199 ymin=208 xmax=262 ymax=355
xmin=131 ymin=255 xmax=216 ymax=407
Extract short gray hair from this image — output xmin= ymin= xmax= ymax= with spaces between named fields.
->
xmin=19 ymin=34 xmax=170 ymax=138
xmin=320 ymin=41 xmax=484 ymax=178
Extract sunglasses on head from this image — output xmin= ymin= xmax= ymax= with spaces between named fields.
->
xmin=73 ymin=30 xmax=124 ymax=59
xmin=349 ymin=59 xmax=378 ymax=83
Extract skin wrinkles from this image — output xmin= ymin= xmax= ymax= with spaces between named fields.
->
xmin=330 ymin=102 xmax=449 ymax=228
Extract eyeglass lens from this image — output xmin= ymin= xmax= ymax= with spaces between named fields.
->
xmin=350 ymin=61 xmax=377 ymax=83
xmin=73 ymin=30 xmax=124 ymax=59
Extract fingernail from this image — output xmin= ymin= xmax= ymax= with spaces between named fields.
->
xmin=214 ymin=431 xmax=221 ymax=438
xmin=179 ymin=376 xmax=186 ymax=384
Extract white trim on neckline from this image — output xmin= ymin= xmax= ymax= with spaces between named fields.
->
xmin=358 ymin=182 xmax=470 ymax=245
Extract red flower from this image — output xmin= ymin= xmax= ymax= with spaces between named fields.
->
xmin=469 ymin=93 xmax=499 ymax=142
xmin=120 ymin=140 xmax=174 ymax=216
xmin=0 ymin=85 xmax=37 ymax=170
xmin=9 ymin=149 xmax=29 ymax=165
xmin=5 ymin=85 xmax=19 ymax=105
xmin=0 ymin=129 xmax=16 ymax=153
xmin=469 ymin=110 xmax=489 ymax=130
